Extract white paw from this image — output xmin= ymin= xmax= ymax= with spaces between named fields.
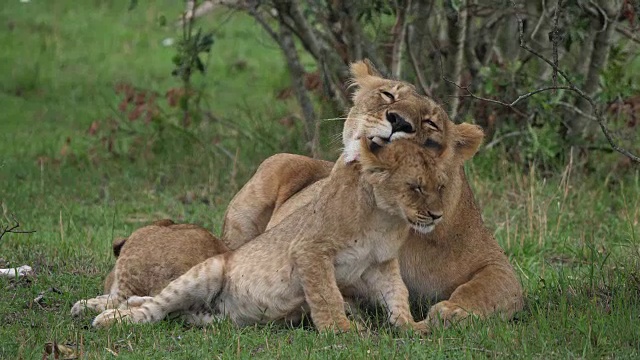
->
xmin=92 ymin=309 xmax=136 ymax=328
xmin=71 ymin=300 xmax=88 ymax=317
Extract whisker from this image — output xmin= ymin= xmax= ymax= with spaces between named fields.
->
xmin=327 ymin=136 xmax=343 ymax=147
xmin=319 ymin=117 xmax=349 ymax=122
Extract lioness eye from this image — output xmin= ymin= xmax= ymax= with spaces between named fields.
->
xmin=423 ymin=119 xmax=439 ymax=130
xmin=408 ymin=184 xmax=423 ymax=194
xmin=380 ymin=91 xmax=395 ymax=102
xmin=438 ymin=184 xmax=445 ymax=193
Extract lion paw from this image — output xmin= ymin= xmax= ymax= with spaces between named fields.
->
xmin=71 ymin=295 xmax=111 ymax=317
xmin=425 ymin=300 xmax=471 ymax=328
xmin=92 ymin=308 xmax=144 ymax=328
xmin=316 ymin=317 xmax=355 ymax=334
xmin=71 ymin=300 xmax=89 ymax=317
xmin=408 ymin=320 xmax=430 ymax=335
xmin=119 ymin=296 xmax=154 ymax=309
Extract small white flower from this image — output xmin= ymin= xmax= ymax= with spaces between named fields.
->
xmin=162 ymin=38 xmax=175 ymax=47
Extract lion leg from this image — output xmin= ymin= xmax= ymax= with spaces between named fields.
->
xmin=362 ymin=259 xmax=427 ymax=334
xmin=222 ymin=153 xmax=332 ymax=249
xmin=291 ymin=251 xmax=351 ymax=333
xmin=424 ymin=263 xmax=523 ymax=329
xmin=117 ymin=296 xmax=155 ymax=309
xmin=92 ymin=255 xmax=226 ymax=328
xmin=71 ymin=269 xmax=131 ymax=316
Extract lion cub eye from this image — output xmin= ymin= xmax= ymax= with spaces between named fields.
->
xmin=380 ymin=91 xmax=395 ymax=102
xmin=423 ymin=119 xmax=439 ymax=130
xmin=408 ymin=183 xmax=424 ymax=194
xmin=437 ymin=184 xmax=445 ymax=193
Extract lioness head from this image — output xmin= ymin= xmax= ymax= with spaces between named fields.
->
xmin=359 ymin=138 xmax=446 ymax=234
xmin=343 ymin=60 xmax=484 ymax=165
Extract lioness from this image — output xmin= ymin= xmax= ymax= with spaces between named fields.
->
xmin=71 ymin=219 xmax=229 ymax=317
xmin=92 ymin=138 xmax=451 ymax=332
xmin=223 ymin=60 xmax=523 ymax=327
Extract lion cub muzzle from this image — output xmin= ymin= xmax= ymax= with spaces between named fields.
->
xmin=409 ymin=210 xmax=443 ymax=234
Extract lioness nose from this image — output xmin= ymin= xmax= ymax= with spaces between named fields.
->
xmin=428 ymin=211 xmax=442 ymax=220
xmin=386 ymin=112 xmax=414 ymax=134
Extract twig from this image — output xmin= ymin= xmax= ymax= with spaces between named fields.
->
xmin=615 ymin=25 xmax=640 ymax=44
xmin=389 ymin=0 xmax=411 ymax=79
xmin=439 ymin=54 xmax=528 ymax=118
xmin=549 ymin=0 xmax=564 ymax=92
xmin=484 ymin=130 xmax=527 ymax=150
xmin=0 ymin=217 xmax=36 ymax=242
xmin=453 ymin=1 xmax=640 ymax=164
xmin=406 ymin=25 xmax=433 ymax=98
xmin=530 ymin=0 xmax=547 ymax=41
xmin=555 ymin=101 xmax=598 ymax=121
xmin=279 ymin=25 xmax=321 ymax=157
xmin=448 ymin=0 xmax=468 ymax=120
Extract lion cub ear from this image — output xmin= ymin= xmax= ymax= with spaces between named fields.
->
xmin=359 ymin=138 xmax=389 ymax=179
xmin=112 ymin=237 xmax=128 ymax=258
xmin=453 ymin=123 xmax=485 ymax=162
xmin=152 ymin=219 xmax=175 ymax=227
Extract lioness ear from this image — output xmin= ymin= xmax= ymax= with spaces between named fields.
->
xmin=350 ymin=59 xmax=382 ymax=78
xmin=453 ymin=123 xmax=485 ymax=161
xmin=349 ymin=59 xmax=383 ymax=90
xmin=358 ymin=137 xmax=388 ymax=175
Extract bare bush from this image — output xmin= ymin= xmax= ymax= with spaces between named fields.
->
xmin=189 ymin=0 xmax=640 ymax=165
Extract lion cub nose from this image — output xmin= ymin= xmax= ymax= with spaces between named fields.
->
xmin=386 ymin=112 xmax=415 ymax=134
xmin=428 ymin=211 xmax=443 ymax=220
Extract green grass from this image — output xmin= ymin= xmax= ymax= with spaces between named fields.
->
xmin=1 ymin=1 xmax=639 ymax=358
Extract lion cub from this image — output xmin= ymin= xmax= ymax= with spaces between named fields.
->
xmin=92 ymin=139 xmax=447 ymax=333
xmin=71 ymin=219 xmax=229 ymax=316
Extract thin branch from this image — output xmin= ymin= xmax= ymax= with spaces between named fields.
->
xmin=0 ymin=217 xmax=36 ymax=242
xmin=508 ymin=1 xmax=640 ymax=163
xmin=438 ymin=3 xmax=640 ymax=163
xmin=248 ymin=4 xmax=280 ymax=44
xmin=529 ymin=0 xmax=547 ymax=41
xmin=448 ymin=0 xmax=468 ymax=120
xmin=556 ymin=101 xmax=598 ymax=121
xmin=389 ymin=0 xmax=411 ymax=79
xmin=549 ymin=0 xmax=564 ymax=91
xmin=406 ymin=24 xmax=433 ymax=98
xmin=615 ymin=26 xmax=640 ymax=44
xmin=279 ymin=24 xmax=320 ymax=158
xmin=439 ymin=53 xmax=528 ymax=118
xmin=484 ymin=130 xmax=527 ymax=150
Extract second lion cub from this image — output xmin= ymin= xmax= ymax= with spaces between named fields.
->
xmin=93 ymin=139 xmax=447 ymax=333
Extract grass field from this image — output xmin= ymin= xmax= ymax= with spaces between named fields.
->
xmin=1 ymin=1 xmax=639 ymax=359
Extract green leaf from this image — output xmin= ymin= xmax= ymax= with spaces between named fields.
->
xmin=128 ymin=0 xmax=138 ymax=11
xmin=172 ymin=54 xmax=182 ymax=66
xmin=195 ymin=57 xmax=205 ymax=74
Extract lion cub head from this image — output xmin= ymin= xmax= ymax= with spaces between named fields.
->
xmin=359 ymin=138 xmax=446 ymax=234
xmin=343 ymin=60 xmax=484 ymax=165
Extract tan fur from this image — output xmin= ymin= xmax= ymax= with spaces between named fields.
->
xmin=222 ymin=60 xmax=523 ymax=329
xmin=92 ymin=140 xmax=448 ymax=333
xmin=71 ymin=219 xmax=229 ymax=317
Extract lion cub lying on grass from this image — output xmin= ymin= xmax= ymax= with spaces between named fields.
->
xmin=92 ymin=139 xmax=447 ymax=333
xmin=71 ymin=219 xmax=229 ymax=317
